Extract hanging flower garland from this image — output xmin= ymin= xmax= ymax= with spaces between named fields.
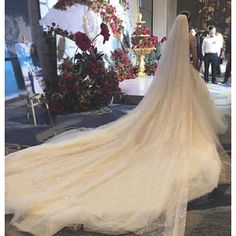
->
xmin=91 ymin=1 xmax=124 ymax=38
xmin=54 ymin=0 xmax=125 ymax=38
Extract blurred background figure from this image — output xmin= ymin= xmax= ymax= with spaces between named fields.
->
xmin=195 ymin=29 xmax=208 ymax=75
xmin=180 ymin=11 xmax=198 ymax=70
xmin=190 ymin=28 xmax=203 ymax=72
xmin=190 ymin=28 xmax=196 ymax=37
xmin=159 ymin=36 xmax=167 ymax=57
xmin=202 ymin=25 xmax=221 ymax=84
xmin=189 ymin=27 xmax=198 ymax=69
xmin=222 ymin=30 xmax=231 ymax=84
xmin=215 ymin=31 xmax=225 ymax=76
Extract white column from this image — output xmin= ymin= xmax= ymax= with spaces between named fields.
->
xmin=167 ymin=0 xmax=177 ymax=34
xmin=153 ymin=0 xmax=167 ymax=38
xmin=153 ymin=0 xmax=177 ymax=38
xmin=129 ymin=0 xmax=139 ymax=31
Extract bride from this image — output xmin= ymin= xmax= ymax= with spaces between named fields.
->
xmin=5 ymin=14 xmax=228 ymax=236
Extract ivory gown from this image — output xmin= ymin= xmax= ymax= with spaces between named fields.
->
xmin=5 ymin=15 xmax=228 ymax=236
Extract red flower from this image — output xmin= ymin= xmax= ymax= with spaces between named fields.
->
xmin=62 ymin=71 xmax=73 ymax=79
xmin=151 ymin=36 xmax=158 ymax=47
xmin=74 ymin=32 xmax=91 ymax=51
xmin=49 ymin=99 xmax=64 ymax=114
xmin=58 ymin=85 xmax=67 ymax=95
xmin=100 ymin=23 xmax=110 ymax=44
xmin=161 ymin=36 xmax=167 ymax=43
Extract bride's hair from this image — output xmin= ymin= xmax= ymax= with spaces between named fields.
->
xmin=179 ymin=10 xmax=190 ymax=22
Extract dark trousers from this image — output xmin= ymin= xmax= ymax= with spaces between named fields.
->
xmin=223 ymin=56 xmax=231 ymax=83
xmin=216 ymin=57 xmax=222 ymax=75
xmin=203 ymin=53 xmax=218 ymax=83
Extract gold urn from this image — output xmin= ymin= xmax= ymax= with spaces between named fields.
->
xmin=132 ymin=13 xmax=155 ymax=77
xmin=133 ymin=47 xmax=155 ymax=77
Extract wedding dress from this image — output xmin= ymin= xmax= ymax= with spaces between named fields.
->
xmin=5 ymin=15 xmax=228 ymax=236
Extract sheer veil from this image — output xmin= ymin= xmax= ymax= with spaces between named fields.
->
xmin=6 ymin=15 xmax=228 ymax=236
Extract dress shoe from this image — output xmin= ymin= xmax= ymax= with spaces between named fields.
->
xmin=221 ymin=80 xmax=228 ymax=84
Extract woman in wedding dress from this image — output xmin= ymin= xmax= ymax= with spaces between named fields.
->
xmin=6 ymin=15 xmax=228 ymax=236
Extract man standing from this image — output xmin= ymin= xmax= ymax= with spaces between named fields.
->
xmin=189 ymin=28 xmax=199 ymax=70
xmin=222 ymin=30 xmax=231 ymax=84
xmin=202 ymin=26 xmax=221 ymax=84
xmin=180 ymin=11 xmax=198 ymax=70
xmin=215 ymin=31 xmax=225 ymax=76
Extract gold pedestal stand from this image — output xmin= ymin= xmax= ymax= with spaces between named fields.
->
xmin=133 ymin=48 xmax=155 ymax=77
xmin=132 ymin=13 xmax=155 ymax=77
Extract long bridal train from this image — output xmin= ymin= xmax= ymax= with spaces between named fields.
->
xmin=6 ymin=15 xmax=228 ymax=236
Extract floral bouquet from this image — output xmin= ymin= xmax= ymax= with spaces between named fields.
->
xmin=111 ymin=49 xmax=138 ymax=81
xmin=131 ymin=25 xmax=158 ymax=49
xmin=47 ymin=23 xmax=122 ymax=114
xmin=144 ymin=60 xmax=158 ymax=76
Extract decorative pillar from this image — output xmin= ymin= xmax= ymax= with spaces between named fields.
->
xmin=27 ymin=0 xmax=44 ymax=66
xmin=153 ymin=0 xmax=177 ymax=38
xmin=27 ymin=0 xmax=57 ymax=84
xmin=153 ymin=0 xmax=167 ymax=38
xmin=129 ymin=0 xmax=139 ymax=31
xmin=167 ymin=0 xmax=177 ymax=34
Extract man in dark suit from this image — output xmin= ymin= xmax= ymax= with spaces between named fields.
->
xmin=222 ymin=31 xmax=231 ymax=84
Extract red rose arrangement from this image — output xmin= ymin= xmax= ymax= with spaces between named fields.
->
xmin=144 ymin=60 xmax=158 ymax=76
xmin=133 ymin=25 xmax=151 ymax=35
xmin=111 ymin=49 xmax=137 ymax=81
xmin=132 ymin=25 xmax=158 ymax=49
xmin=48 ymin=23 xmax=122 ymax=113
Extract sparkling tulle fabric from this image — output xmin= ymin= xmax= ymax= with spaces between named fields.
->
xmin=6 ymin=16 xmax=227 ymax=236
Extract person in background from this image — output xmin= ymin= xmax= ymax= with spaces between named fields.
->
xmin=195 ymin=29 xmax=207 ymax=74
xmin=180 ymin=11 xmax=198 ymax=69
xmin=215 ymin=31 xmax=225 ymax=76
xmin=190 ymin=28 xmax=196 ymax=37
xmin=202 ymin=25 xmax=220 ymax=84
xmin=222 ymin=30 xmax=231 ymax=84
xmin=190 ymin=28 xmax=202 ymax=71
xmin=159 ymin=36 xmax=167 ymax=57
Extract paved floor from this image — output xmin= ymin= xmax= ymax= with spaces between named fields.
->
xmin=5 ymin=79 xmax=231 ymax=235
